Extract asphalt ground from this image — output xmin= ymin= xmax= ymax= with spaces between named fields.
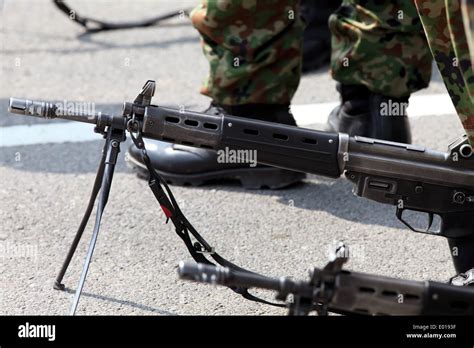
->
xmin=0 ymin=0 xmax=468 ymax=315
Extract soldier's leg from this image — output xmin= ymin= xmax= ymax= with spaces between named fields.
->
xmin=190 ymin=0 xmax=305 ymax=106
xmin=415 ymin=0 xmax=474 ymax=146
xmin=330 ymin=0 xmax=432 ymax=98
xmin=462 ymin=0 xmax=474 ymax=67
xmin=127 ymin=0 xmax=307 ymax=189
xmin=326 ymin=0 xmax=433 ymax=143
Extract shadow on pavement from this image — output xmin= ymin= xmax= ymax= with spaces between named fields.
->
xmin=1 ymin=32 xmax=198 ymax=55
xmin=0 ymin=140 xmax=405 ymax=230
xmin=63 ymin=287 xmax=176 ymax=315
xmin=203 ymin=178 xmax=405 ymax=231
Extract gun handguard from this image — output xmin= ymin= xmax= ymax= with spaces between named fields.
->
xmin=178 ymin=261 xmax=474 ymax=316
xmin=141 ymin=106 xmax=342 ymax=178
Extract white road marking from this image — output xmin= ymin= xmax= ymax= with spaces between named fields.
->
xmin=0 ymin=94 xmax=458 ymax=147
xmin=0 ymin=122 xmax=97 ymax=147
xmin=292 ymin=93 xmax=457 ymax=126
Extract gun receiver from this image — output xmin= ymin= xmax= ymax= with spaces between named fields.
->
xmin=8 ymin=80 xmax=474 ymax=272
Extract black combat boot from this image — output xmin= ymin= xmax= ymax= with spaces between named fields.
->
xmin=326 ymin=83 xmax=412 ymax=144
xmin=126 ymin=103 xmax=305 ymax=189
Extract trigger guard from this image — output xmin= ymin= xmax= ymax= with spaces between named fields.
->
xmin=396 ymin=208 xmax=437 ymax=234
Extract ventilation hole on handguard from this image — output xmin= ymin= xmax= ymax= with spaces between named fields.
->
xmin=204 ymin=123 xmax=218 ymax=130
xmin=359 ymin=287 xmax=375 ymax=294
xmin=165 ymin=116 xmax=180 ymax=123
xmin=404 ymin=294 xmax=420 ymax=301
xmin=184 ymin=119 xmax=199 ymax=127
xmin=381 ymin=290 xmax=398 ymax=297
xmin=302 ymin=138 xmax=317 ymax=145
xmin=273 ymin=133 xmax=289 ymax=141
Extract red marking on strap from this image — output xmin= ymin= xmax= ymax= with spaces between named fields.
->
xmin=160 ymin=205 xmax=173 ymax=218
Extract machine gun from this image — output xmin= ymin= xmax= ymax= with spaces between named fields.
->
xmin=7 ymin=80 xmax=474 ymax=313
xmin=178 ymin=243 xmax=474 ymax=316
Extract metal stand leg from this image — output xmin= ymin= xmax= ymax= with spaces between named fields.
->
xmin=53 ymin=80 xmax=155 ymax=314
xmin=53 ymin=145 xmax=107 ymax=290
xmin=49 ymin=125 xmax=124 ymax=314
xmin=68 ymin=127 xmax=124 ymax=315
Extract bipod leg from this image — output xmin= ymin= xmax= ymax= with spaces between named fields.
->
xmin=54 ymin=140 xmax=108 ymax=290
xmin=69 ymin=127 xmax=124 ymax=315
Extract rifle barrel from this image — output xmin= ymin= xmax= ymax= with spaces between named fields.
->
xmin=178 ymin=261 xmax=311 ymax=296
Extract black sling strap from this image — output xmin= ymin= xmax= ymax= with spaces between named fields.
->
xmin=128 ymin=124 xmax=285 ymax=308
xmin=53 ymin=0 xmax=190 ymax=33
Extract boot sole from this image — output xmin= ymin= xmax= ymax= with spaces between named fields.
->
xmin=126 ymin=154 xmax=305 ymax=189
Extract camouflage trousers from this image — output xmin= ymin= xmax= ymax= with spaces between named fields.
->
xmin=329 ymin=0 xmax=432 ymax=98
xmin=190 ymin=0 xmax=304 ymax=105
xmin=191 ymin=0 xmax=473 ymax=143
xmin=190 ymin=0 xmax=432 ymax=104
xmin=414 ymin=0 xmax=474 ymax=145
